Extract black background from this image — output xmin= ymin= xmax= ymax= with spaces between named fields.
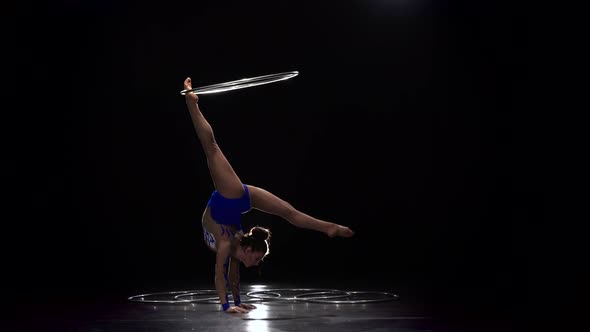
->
xmin=5 ymin=1 xmax=578 ymax=331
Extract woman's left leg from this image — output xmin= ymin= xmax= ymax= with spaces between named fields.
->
xmin=247 ymin=185 xmax=354 ymax=238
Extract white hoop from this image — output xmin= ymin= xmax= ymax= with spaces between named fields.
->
xmin=180 ymin=71 xmax=299 ymax=95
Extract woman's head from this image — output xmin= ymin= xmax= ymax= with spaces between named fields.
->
xmin=238 ymin=226 xmax=271 ymax=267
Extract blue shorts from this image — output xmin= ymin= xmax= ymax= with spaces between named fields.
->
xmin=206 ymin=184 xmax=251 ymax=231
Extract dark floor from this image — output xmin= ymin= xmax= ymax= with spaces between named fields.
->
xmin=15 ymin=280 xmax=557 ymax=332
xmin=21 ymin=282 xmax=459 ymax=332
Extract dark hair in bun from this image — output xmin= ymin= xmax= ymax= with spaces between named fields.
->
xmin=240 ymin=226 xmax=271 ymax=256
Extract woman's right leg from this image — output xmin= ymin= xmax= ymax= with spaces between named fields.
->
xmin=184 ymin=77 xmax=244 ymax=198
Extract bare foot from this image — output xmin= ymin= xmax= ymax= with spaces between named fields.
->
xmin=327 ymin=224 xmax=354 ymax=238
xmin=184 ymin=77 xmax=199 ymax=104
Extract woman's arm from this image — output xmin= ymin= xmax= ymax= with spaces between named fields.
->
xmin=215 ymin=243 xmax=249 ymax=313
xmin=228 ymin=257 xmax=257 ymax=310
xmin=227 ymin=257 xmax=241 ymax=305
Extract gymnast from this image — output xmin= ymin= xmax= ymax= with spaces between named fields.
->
xmin=183 ymin=77 xmax=354 ymax=313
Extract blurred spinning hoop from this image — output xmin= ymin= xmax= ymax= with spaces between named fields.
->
xmin=180 ymin=71 xmax=299 ymax=95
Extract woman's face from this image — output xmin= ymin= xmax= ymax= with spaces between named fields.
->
xmin=242 ymin=247 xmax=265 ymax=268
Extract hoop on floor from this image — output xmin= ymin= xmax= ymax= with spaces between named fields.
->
xmin=127 ymin=287 xmax=400 ymax=304
xmin=301 ymin=291 xmax=400 ymax=304
xmin=127 ymin=290 xmax=202 ymax=304
xmin=293 ymin=290 xmax=352 ymax=301
xmin=174 ymin=292 xmax=261 ymax=304
xmin=246 ymin=288 xmax=350 ymax=301
xmin=180 ymin=71 xmax=299 ymax=95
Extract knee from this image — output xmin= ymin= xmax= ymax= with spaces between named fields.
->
xmin=282 ymin=203 xmax=298 ymax=220
xmin=204 ymin=142 xmax=222 ymax=157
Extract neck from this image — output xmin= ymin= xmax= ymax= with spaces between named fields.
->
xmin=233 ymin=245 xmax=245 ymax=262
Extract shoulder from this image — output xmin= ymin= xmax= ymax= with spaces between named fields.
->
xmin=215 ymin=240 xmax=231 ymax=261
